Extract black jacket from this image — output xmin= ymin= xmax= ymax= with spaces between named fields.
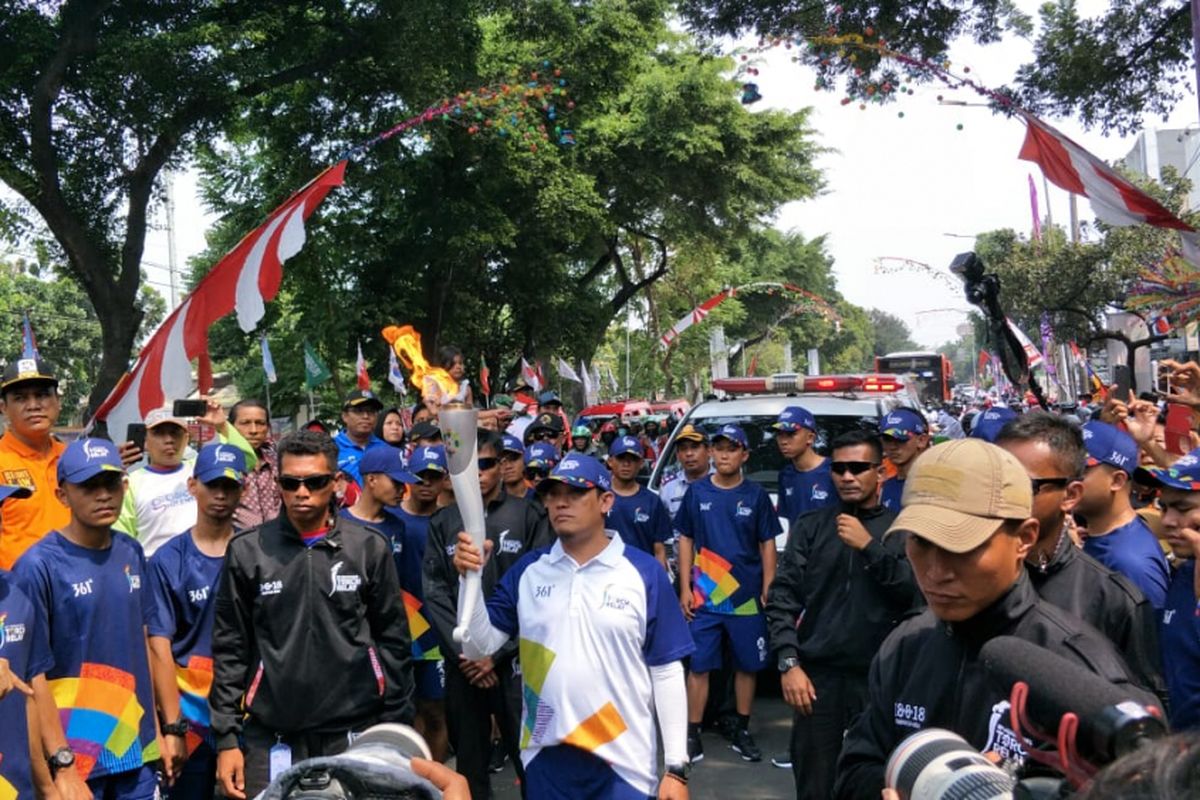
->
xmin=833 ymin=572 xmax=1156 ymax=799
xmin=766 ymin=502 xmax=920 ymax=671
xmin=423 ymin=490 xmax=552 ymax=663
xmin=210 ymin=513 xmax=413 ymax=748
xmin=1027 ymin=534 xmax=1166 ymax=703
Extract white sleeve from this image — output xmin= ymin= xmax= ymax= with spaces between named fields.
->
xmin=650 ymin=660 xmax=688 ymax=766
xmin=459 ymin=575 xmax=512 ymax=659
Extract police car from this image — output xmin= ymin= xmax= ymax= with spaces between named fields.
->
xmin=649 ymin=373 xmax=919 ymax=550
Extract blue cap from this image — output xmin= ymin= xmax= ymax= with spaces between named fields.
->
xmin=538 ymin=390 xmax=562 ymax=406
xmin=711 ymin=424 xmax=749 ymax=449
xmin=409 ymin=445 xmax=448 ymax=474
xmin=1137 ymin=446 xmax=1200 ymax=491
xmin=193 ymin=443 xmax=248 ymax=485
xmin=0 ymin=484 xmax=32 ymax=502
xmin=1082 ymin=421 xmax=1138 ymax=473
xmin=969 ymin=407 xmax=1018 ymax=443
xmin=536 ymin=454 xmax=612 ymax=494
xmin=501 ymin=434 xmax=525 ymax=455
xmin=524 ymin=442 xmax=561 ymax=469
xmin=608 ymin=435 xmax=643 ymax=458
xmin=774 ymin=406 xmax=816 ymax=432
xmin=879 ymin=409 xmax=928 ymax=441
xmin=359 ymin=446 xmax=420 ymax=484
xmin=58 ymin=438 xmax=125 ymax=484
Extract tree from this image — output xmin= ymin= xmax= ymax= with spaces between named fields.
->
xmin=867 ymin=309 xmax=919 ymax=357
xmin=678 ymin=0 xmax=1191 ymax=134
xmin=0 ymin=1 xmax=480 ymax=412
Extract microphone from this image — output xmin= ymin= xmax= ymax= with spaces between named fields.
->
xmin=980 ymin=636 xmax=1166 ymax=765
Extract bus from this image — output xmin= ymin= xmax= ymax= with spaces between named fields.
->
xmin=874 ymin=352 xmax=953 ymax=406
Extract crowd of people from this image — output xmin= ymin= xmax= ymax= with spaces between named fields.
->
xmin=3 ymin=346 xmax=1200 ymax=800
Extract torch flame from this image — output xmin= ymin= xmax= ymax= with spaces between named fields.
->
xmin=381 ymin=325 xmax=458 ymax=401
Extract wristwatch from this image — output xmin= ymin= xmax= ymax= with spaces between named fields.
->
xmin=162 ymin=719 xmax=190 ymax=737
xmin=778 ymin=656 xmax=800 ymax=674
xmin=48 ymin=747 xmax=75 ymax=774
xmin=666 ymin=762 xmax=691 ymax=782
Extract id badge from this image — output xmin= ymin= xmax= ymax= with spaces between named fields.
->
xmin=269 ymin=741 xmax=292 ymax=781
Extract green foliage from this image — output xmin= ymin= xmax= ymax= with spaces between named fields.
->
xmin=867 ymin=309 xmax=919 ymax=357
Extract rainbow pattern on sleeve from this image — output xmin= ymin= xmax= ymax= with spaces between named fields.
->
xmin=692 ymin=548 xmax=758 ymax=615
xmin=402 ymin=590 xmax=443 ymax=661
xmin=176 ymin=655 xmax=215 ymax=755
xmin=50 ymin=663 xmax=153 ymax=778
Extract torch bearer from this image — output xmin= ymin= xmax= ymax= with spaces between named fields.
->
xmin=439 ymin=403 xmax=488 ymax=644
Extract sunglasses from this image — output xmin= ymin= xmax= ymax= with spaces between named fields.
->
xmin=830 ymin=461 xmax=879 ymax=476
xmin=530 ymin=431 xmax=558 ymax=442
xmin=525 ymin=467 xmax=550 ymax=480
xmin=478 ymin=457 xmax=499 ymax=471
xmin=416 ymin=471 xmax=444 ymax=484
xmin=1031 ymin=476 xmax=1074 ymax=494
xmin=278 ymin=474 xmax=335 ymax=492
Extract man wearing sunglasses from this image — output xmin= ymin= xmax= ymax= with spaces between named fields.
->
xmin=766 ymin=429 xmax=920 ymax=800
xmin=522 ymin=442 xmax=561 ymax=503
xmin=995 ymin=412 xmax=1165 ymax=704
xmin=210 ymin=431 xmax=413 ymax=799
xmin=334 ymin=389 xmax=389 ymax=489
xmin=423 ymin=429 xmax=551 ymax=800
xmin=523 ymin=411 xmax=565 ymax=450
xmin=878 ymin=408 xmax=931 ymax=513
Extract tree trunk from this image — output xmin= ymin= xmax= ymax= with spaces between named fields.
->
xmin=88 ymin=286 xmax=142 ymax=416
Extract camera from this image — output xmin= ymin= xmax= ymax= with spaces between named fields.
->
xmin=886 ymin=729 xmax=1015 ymax=799
xmin=260 ymin=724 xmax=442 ymax=800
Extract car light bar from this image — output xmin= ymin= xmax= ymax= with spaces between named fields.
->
xmin=712 ymin=374 xmax=904 ymax=394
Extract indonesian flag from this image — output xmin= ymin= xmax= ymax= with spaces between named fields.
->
xmin=520 ymin=358 xmax=542 ymax=392
xmin=660 ymin=289 xmax=732 ymax=349
xmin=356 ymin=340 xmax=370 ymax=390
xmin=1018 ymin=114 xmax=1200 ymax=264
xmin=1006 ymin=318 xmax=1044 ymax=369
xmin=93 ymin=161 xmax=346 ymax=442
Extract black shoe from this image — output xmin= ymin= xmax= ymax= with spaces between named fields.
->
xmin=731 ymin=728 xmax=762 ymax=762
xmin=770 ymin=752 xmax=792 ymax=769
xmin=687 ymin=731 xmax=705 ymax=764
xmin=488 ymin=739 xmax=507 ymax=773
xmin=713 ymin=714 xmax=738 ymax=742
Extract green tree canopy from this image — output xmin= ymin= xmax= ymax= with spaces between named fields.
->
xmin=867 ymin=308 xmax=919 ymax=357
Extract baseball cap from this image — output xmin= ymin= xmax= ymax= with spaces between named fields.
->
xmin=193 ymin=443 xmax=249 ymax=485
xmin=343 ymin=389 xmax=383 ymax=411
xmin=359 ymin=446 xmax=420 ymax=484
xmin=711 ymin=424 xmax=749 ymax=449
xmin=58 ymin=437 xmax=126 ymax=485
xmin=538 ymin=390 xmax=562 ymax=406
xmin=524 ymin=442 xmax=561 ymax=469
xmin=879 ymin=409 xmax=928 ymax=441
xmin=527 ymin=412 xmax=565 ymax=436
xmin=409 ymin=420 xmax=442 ymax=442
xmin=674 ymin=423 xmax=708 ymax=444
xmin=608 ymin=435 xmax=644 ymax=458
xmin=1135 ymin=446 xmax=1200 ymax=491
xmin=968 ymin=407 xmax=1019 ymax=443
xmin=1 ymin=356 xmax=57 ymax=392
xmin=1081 ymin=421 xmax=1138 ymax=474
xmin=493 ymin=394 xmax=515 ymax=410
xmin=536 ymin=454 xmax=612 ymax=494
xmin=0 ymin=484 xmax=32 ymax=502
xmin=886 ymin=439 xmax=1033 ymax=553
xmin=409 ymin=445 xmax=448 ymax=474
xmin=501 ymin=433 xmax=525 ymax=455
xmin=145 ymin=407 xmax=188 ymax=429
xmin=774 ymin=406 xmax=816 ymax=432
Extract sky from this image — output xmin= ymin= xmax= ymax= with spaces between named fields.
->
xmin=138 ymin=1 xmax=1199 ymax=351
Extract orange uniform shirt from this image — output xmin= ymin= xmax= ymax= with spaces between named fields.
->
xmin=0 ymin=432 xmax=69 ymax=569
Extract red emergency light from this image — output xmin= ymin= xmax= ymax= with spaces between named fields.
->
xmin=712 ymin=374 xmax=905 ymax=395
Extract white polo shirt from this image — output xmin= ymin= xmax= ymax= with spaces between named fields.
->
xmin=486 ymin=531 xmax=694 ymax=796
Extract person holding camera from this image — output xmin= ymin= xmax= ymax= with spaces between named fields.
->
xmin=209 ymin=431 xmax=414 ymax=799
xmin=834 ymin=439 xmax=1155 ymax=799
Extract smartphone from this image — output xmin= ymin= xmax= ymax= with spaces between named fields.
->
xmin=173 ymin=398 xmax=208 ymax=418
xmin=126 ymin=423 xmax=147 ymax=451
xmin=1112 ymin=364 xmax=1132 ymax=401
xmin=1165 ymin=403 xmax=1192 ymax=456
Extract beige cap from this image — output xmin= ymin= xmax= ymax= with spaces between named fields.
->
xmin=886 ymin=438 xmax=1033 ymax=553
xmin=145 ymin=407 xmax=188 ymax=429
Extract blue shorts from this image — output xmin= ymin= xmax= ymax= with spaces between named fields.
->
xmin=688 ymin=610 xmax=768 ymax=673
xmin=526 ymin=744 xmax=653 ymax=799
xmin=415 ymin=659 xmax=446 ymax=701
xmin=86 ymin=765 xmax=158 ymax=800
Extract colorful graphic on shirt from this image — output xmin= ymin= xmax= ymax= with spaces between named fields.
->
xmin=519 ymin=637 xmax=558 ymax=748
xmin=50 ymin=662 xmax=154 ymax=778
xmin=0 ymin=612 xmax=7 ymax=650
xmin=176 ymin=655 xmax=214 ymax=755
xmin=562 ymin=701 xmax=629 ymax=752
xmin=692 ymin=548 xmax=758 ymax=615
xmin=0 ymin=771 xmax=16 ymax=800
xmin=402 ymin=591 xmax=442 ymax=661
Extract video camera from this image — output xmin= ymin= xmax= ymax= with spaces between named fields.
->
xmin=259 ymin=724 xmax=443 ymax=800
xmin=885 ymin=637 xmax=1167 ymax=799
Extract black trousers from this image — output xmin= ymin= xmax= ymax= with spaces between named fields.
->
xmin=789 ymin=666 xmax=869 ymax=800
xmin=445 ymin=656 xmax=525 ymax=800
xmin=242 ymin=719 xmax=371 ymax=798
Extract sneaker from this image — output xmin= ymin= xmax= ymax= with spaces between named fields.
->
xmin=770 ymin=752 xmax=792 ymax=769
xmin=687 ymin=731 xmax=705 ymax=764
xmin=488 ymin=739 xmax=507 ymax=773
xmin=713 ymin=714 xmax=738 ymax=741
xmin=731 ymin=728 xmax=763 ymax=762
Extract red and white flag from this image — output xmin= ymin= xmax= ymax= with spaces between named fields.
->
xmin=93 ymin=161 xmax=346 ymax=441
xmin=356 ymin=340 xmax=370 ymax=390
xmin=520 ymin=357 xmax=542 ymax=392
xmin=479 ymin=355 xmax=490 ymax=397
xmin=660 ymin=289 xmax=731 ymax=349
xmin=1018 ymin=114 xmax=1200 ymax=263
xmin=1006 ymin=317 xmax=1044 ymax=369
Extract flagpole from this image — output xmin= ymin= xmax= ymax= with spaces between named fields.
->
xmin=308 ymin=386 xmax=316 ymax=422
xmin=264 ymin=372 xmax=273 ymax=422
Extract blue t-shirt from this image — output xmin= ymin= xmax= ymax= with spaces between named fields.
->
xmin=881 ymin=476 xmax=905 ymax=512
xmin=673 ymin=477 xmax=779 ymax=615
xmin=146 ymin=530 xmax=224 ymax=751
xmin=1161 ymin=560 xmax=1200 ymax=730
xmin=12 ymin=532 xmax=159 ymax=779
xmin=389 ymin=506 xmax=431 ymax=600
xmin=606 ymin=487 xmax=672 ymax=556
xmin=333 ymin=431 xmax=388 ymax=487
xmin=1083 ymin=517 xmax=1170 ymax=609
xmin=0 ymin=570 xmax=54 ymax=800
xmin=777 ymin=459 xmax=837 ymax=524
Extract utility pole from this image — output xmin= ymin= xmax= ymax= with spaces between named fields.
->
xmin=1193 ymin=0 xmax=1200 ymax=126
xmin=165 ymin=172 xmax=179 ymax=309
